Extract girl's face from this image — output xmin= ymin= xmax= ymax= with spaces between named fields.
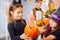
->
xmin=59 ymin=0 xmax=60 ymax=2
xmin=11 ymin=7 xmax=23 ymax=20
xmin=35 ymin=1 xmax=42 ymax=9
xmin=50 ymin=19 xmax=57 ymax=28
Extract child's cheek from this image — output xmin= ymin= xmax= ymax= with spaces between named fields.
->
xmin=13 ymin=13 xmax=18 ymax=19
xmin=53 ymin=23 xmax=57 ymax=27
xmin=50 ymin=23 xmax=57 ymax=27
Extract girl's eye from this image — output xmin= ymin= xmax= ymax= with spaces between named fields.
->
xmin=18 ymin=12 xmax=20 ymax=14
xmin=21 ymin=11 xmax=23 ymax=13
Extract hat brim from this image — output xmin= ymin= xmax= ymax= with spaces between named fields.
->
xmin=47 ymin=14 xmax=60 ymax=22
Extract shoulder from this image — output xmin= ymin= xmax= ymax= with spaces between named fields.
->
xmin=8 ymin=22 xmax=14 ymax=26
xmin=52 ymin=28 xmax=60 ymax=33
xmin=8 ymin=22 xmax=14 ymax=29
xmin=52 ymin=28 xmax=60 ymax=39
xmin=50 ymin=28 xmax=60 ymax=37
xmin=32 ymin=8 xmax=36 ymax=12
xmin=56 ymin=28 xmax=60 ymax=32
xmin=40 ymin=8 xmax=42 ymax=11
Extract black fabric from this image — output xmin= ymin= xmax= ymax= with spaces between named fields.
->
xmin=8 ymin=19 xmax=26 ymax=40
xmin=35 ymin=8 xmax=42 ymax=11
xmin=54 ymin=7 xmax=60 ymax=18
xmin=49 ymin=28 xmax=60 ymax=40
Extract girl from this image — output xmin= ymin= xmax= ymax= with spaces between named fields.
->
xmin=28 ymin=0 xmax=43 ymax=32
xmin=28 ymin=0 xmax=44 ymax=40
xmin=43 ymin=13 xmax=60 ymax=40
xmin=7 ymin=4 xmax=32 ymax=40
xmin=30 ymin=0 xmax=43 ymax=21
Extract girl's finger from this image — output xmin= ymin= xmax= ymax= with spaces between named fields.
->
xmin=25 ymin=37 xmax=32 ymax=40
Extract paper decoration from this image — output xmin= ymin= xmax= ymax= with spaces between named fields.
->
xmin=29 ymin=0 xmax=32 ymax=3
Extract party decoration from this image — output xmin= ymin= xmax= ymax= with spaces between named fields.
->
xmin=29 ymin=0 xmax=32 ymax=3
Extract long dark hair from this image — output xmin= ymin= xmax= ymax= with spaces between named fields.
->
xmin=52 ymin=18 xmax=60 ymax=28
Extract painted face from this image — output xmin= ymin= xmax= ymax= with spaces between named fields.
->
xmin=35 ymin=1 xmax=42 ymax=9
xmin=12 ymin=7 xmax=23 ymax=20
xmin=50 ymin=19 xmax=57 ymax=28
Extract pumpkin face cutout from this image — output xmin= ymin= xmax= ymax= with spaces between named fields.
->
xmin=24 ymin=25 xmax=39 ymax=38
xmin=42 ymin=18 xmax=50 ymax=25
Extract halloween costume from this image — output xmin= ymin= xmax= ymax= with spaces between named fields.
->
xmin=44 ymin=7 xmax=60 ymax=40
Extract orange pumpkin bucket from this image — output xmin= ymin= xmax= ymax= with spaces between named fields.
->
xmin=24 ymin=25 xmax=39 ymax=38
xmin=42 ymin=18 xmax=50 ymax=25
xmin=36 ymin=20 xmax=42 ymax=26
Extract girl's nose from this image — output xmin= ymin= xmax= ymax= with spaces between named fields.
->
xmin=19 ymin=13 xmax=23 ymax=16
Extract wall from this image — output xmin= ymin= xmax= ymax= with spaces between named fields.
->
xmin=0 ymin=0 xmax=7 ymax=39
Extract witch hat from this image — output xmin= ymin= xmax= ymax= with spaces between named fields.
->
xmin=54 ymin=7 xmax=60 ymax=18
xmin=47 ymin=7 xmax=60 ymax=22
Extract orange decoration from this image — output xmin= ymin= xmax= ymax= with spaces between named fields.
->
xmin=24 ymin=25 xmax=39 ymax=38
xmin=36 ymin=20 xmax=42 ymax=26
xmin=42 ymin=18 xmax=50 ymax=25
xmin=29 ymin=0 xmax=32 ymax=3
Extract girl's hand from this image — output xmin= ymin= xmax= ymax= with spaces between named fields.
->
xmin=25 ymin=37 xmax=32 ymax=40
xmin=20 ymin=33 xmax=32 ymax=40
xmin=38 ymin=27 xmax=46 ymax=34
xmin=28 ymin=14 xmax=35 ymax=28
xmin=42 ymin=35 xmax=56 ymax=40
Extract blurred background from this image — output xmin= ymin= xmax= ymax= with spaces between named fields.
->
xmin=0 ymin=0 xmax=59 ymax=40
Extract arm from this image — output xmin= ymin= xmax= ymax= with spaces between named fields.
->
xmin=43 ymin=35 xmax=56 ymax=40
xmin=8 ymin=23 xmax=21 ymax=40
xmin=28 ymin=10 xmax=35 ymax=27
